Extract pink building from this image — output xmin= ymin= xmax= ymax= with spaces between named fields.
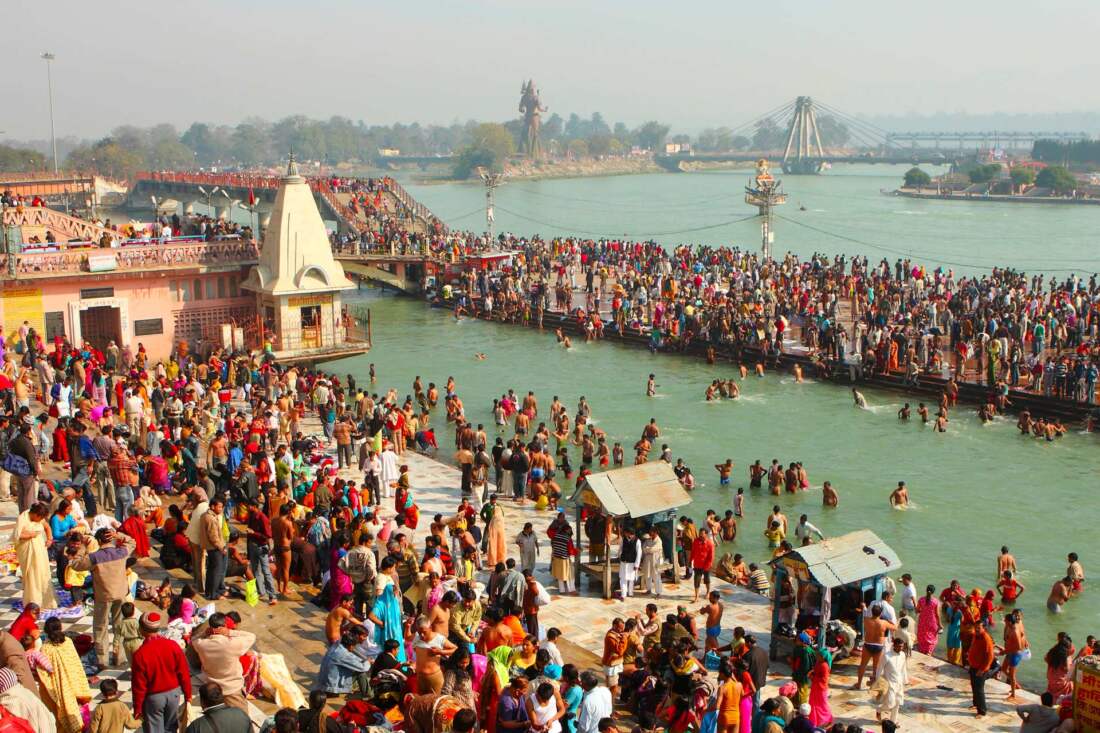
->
xmin=0 ymin=238 xmax=259 ymax=358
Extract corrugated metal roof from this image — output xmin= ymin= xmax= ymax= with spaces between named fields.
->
xmin=570 ymin=462 xmax=692 ymax=518
xmin=771 ymin=529 xmax=901 ymax=587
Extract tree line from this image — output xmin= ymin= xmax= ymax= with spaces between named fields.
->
xmin=0 ymin=111 xmax=851 ymax=181
xmin=1032 ymin=139 xmax=1100 ymax=166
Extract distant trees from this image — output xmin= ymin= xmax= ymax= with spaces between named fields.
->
xmin=1009 ymin=167 xmax=1036 ymax=188
xmin=816 ymin=116 xmax=850 ymax=148
xmin=1033 ymin=139 xmax=1100 ymax=166
xmin=452 ymin=123 xmax=515 ymax=179
xmin=34 ymin=109 xmax=680 ymax=179
xmin=0 ymin=144 xmax=46 ymax=172
xmin=752 ymin=118 xmax=785 ymax=150
xmin=967 ymin=163 xmax=1002 ymax=184
xmin=903 ymin=167 xmax=932 ymax=187
xmin=1035 ymin=165 xmax=1077 ymax=194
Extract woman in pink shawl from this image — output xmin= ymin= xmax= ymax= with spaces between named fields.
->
xmin=915 ymin=583 xmax=943 ymax=654
xmin=328 ymin=535 xmax=354 ymax=610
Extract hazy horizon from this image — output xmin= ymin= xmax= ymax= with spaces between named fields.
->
xmin=5 ymin=0 xmax=1100 ymax=142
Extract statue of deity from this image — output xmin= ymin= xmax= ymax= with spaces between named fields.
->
xmin=518 ymin=80 xmax=547 ymax=159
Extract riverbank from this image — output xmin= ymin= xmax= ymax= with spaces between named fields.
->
xmin=892 ymin=187 xmax=1100 ymax=205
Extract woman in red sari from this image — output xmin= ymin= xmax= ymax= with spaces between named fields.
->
xmin=119 ymin=507 xmax=151 ymax=558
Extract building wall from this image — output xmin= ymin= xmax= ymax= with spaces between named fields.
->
xmin=0 ymin=269 xmax=254 ymax=360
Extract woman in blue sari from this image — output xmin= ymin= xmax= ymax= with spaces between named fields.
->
xmin=368 ymin=556 xmax=408 ymax=662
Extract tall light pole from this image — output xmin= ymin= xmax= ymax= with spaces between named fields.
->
xmin=744 ymin=158 xmax=786 ymax=261
xmin=41 ymin=52 xmax=58 ymax=175
xmin=478 ymin=167 xmax=504 ymax=245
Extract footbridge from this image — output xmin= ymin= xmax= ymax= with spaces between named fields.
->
xmin=335 ymin=253 xmax=432 ymax=295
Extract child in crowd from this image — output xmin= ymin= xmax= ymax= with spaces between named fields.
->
xmin=89 ymin=678 xmax=141 ymax=732
xmin=113 ymin=603 xmax=143 ymax=665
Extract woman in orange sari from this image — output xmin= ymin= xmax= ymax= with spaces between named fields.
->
xmin=887 ymin=339 xmax=899 ymax=373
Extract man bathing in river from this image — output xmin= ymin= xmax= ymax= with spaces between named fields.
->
xmin=889 ymin=481 xmax=909 ymax=508
xmin=852 ymin=388 xmax=868 ymax=409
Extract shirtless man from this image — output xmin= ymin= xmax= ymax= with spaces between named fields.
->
xmin=476 ymin=608 xmax=514 ymax=654
xmin=749 ymin=460 xmax=766 ymax=490
xmin=898 ymin=403 xmax=910 ymax=420
xmin=1047 ymin=577 xmax=1072 ymax=613
xmin=934 ymin=412 xmax=948 ymax=432
xmin=852 ymin=388 xmax=868 ymax=409
xmin=719 ymin=511 xmax=737 ymax=542
xmin=612 ymin=443 xmax=624 ymax=467
xmin=889 ymin=481 xmax=909 ymax=508
xmin=413 ymin=615 xmax=457 ymax=695
xmin=997 ymin=546 xmax=1017 ymax=580
xmin=698 ymin=591 xmax=725 ymax=652
xmin=642 ymin=418 xmax=660 ymax=442
xmin=822 ymin=481 xmax=839 ymax=507
xmin=633 ymin=437 xmax=651 ymax=464
xmin=793 ymin=363 xmax=803 ymax=383
xmin=853 ymin=604 xmax=897 ymax=688
xmin=646 ymin=374 xmax=657 ymax=397
xmin=715 ymin=459 xmax=733 ymax=487
xmin=917 ymin=402 xmax=929 ymax=423
xmin=428 ymin=591 xmax=458 ymax=636
xmin=326 ymin=594 xmax=365 ymax=643
xmin=767 ymin=505 xmax=788 ymax=535
xmin=522 ymin=391 xmax=538 ymax=417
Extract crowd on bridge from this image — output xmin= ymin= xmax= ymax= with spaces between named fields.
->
xmin=426 ymin=231 xmax=1100 ymax=412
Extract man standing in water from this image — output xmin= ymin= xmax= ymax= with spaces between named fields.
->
xmin=889 ymin=482 xmax=909 ymax=508
xmin=1047 ymin=577 xmax=1072 ymax=613
xmin=646 ymin=374 xmax=657 ymax=397
xmin=997 ymin=547 xmax=1017 ymax=580
xmin=822 ymin=481 xmax=838 ymax=507
xmin=852 ymin=388 xmax=868 ymax=409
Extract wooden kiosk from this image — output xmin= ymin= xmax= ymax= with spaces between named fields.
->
xmin=569 ymin=463 xmax=692 ymax=599
xmin=767 ymin=529 xmax=901 ymax=660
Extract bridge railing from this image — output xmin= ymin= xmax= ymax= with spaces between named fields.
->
xmin=386 ymin=177 xmax=446 ymax=233
xmin=0 ymin=236 xmax=258 ymax=277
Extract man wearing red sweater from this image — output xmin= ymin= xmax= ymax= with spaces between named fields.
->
xmin=131 ymin=612 xmax=191 ymax=733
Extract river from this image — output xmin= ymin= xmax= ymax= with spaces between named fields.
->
xmin=332 ymin=166 xmax=1100 ymax=685
xmin=405 ymin=164 xmax=1100 ymax=277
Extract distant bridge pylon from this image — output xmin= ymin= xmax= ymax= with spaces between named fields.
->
xmin=654 ymin=97 xmax=1094 ymax=174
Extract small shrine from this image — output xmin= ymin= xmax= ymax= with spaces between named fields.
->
xmin=241 ymin=156 xmax=359 ymax=358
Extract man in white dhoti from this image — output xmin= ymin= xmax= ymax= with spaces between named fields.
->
xmin=873 ymin=637 xmax=909 ymax=722
xmin=379 ymin=445 xmax=399 ymax=499
xmin=639 ymin=526 xmax=664 ymax=597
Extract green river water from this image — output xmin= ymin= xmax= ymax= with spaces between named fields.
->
xmin=331 ymin=166 xmax=1100 ymax=684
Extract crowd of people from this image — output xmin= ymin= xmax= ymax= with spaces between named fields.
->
xmin=425 ymin=232 xmax=1100 ymax=414
xmin=0 ymin=177 xmax=1096 ymax=732
xmin=0 ymin=309 xmax=1088 ymax=733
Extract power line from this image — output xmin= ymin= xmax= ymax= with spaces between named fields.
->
xmin=493 ymin=204 xmax=760 ymax=238
xmin=774 ymin=213 xmax=1097 ymax=273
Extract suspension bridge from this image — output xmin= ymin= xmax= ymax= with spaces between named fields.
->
xmin=655 ymin=96 xmax=1091 ymax=174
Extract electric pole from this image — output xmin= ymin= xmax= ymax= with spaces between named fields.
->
xmin=478 ymin=167 xmax=504 ymax=246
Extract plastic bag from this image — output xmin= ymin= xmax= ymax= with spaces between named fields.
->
xmin=244 ymin=578 xmax=259 ymax=607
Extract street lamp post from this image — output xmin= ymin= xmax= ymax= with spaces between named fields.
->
xmin=41 ymin=52 xmax=58 ymax=175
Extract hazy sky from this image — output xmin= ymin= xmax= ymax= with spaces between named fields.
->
xmin=5 ymin=0 xmax=1100 ymax=140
